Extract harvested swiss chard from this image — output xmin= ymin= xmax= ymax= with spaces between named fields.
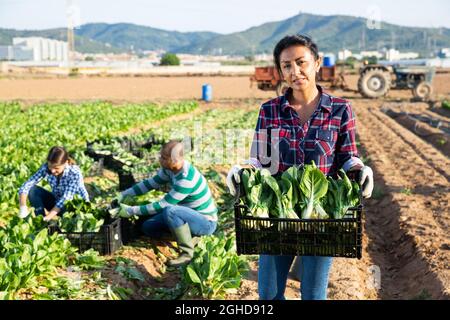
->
xmin=238 ymin=162 xmax=360 ymax=221
xmin=323 ymin=169 xmax=360 ymax=219
xmin=296 ymin=162 xmax=329 ymax=219
xmin=58 ymin=195 xmax=106 ymax=233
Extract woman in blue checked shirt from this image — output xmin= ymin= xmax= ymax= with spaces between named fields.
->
xmin=18 ymin=146 xmax=89 ymax=221
xmin=226 ymin=34 xmax=374 ymax=300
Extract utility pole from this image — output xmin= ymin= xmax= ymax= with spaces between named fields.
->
xmin=66 ymin=0 xmax=80 ymax=66
xmin=362 ymin=28 xmax=366 ymax=51
xmin=390 ymin=30 xmax=396 ymax=50
xmin=67 ymin=25 xmax=75 ymax=64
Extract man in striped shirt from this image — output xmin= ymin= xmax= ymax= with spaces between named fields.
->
xmin=117 ymin=140 xmax=218 ymax=266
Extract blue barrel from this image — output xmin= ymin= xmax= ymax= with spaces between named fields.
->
xmin=323 ymin=55 xmax=336 ymax=67
xmin=202 ymin=84 xmax=212 ymax=102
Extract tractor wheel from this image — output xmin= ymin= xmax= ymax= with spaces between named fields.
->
xmin=276 ymin=81 xmax=289 ymax=97
xmin=357 ymin=69 xmax=391 ymax=98
xmin=413 ymin=82 xmax=433 ymax=101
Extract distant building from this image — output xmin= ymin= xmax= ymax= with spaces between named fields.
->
xmin=360 ymin=51 xmax=383 ymax=59
xmin=176 ymin=53 xmax=200 ymax=66
xmin=0 ymin=45 xmax=33 ymax=61
xmin=254 ymin=53 xmax=271 ymax=62
xmin=385 ymin=49 xmax=419 ymax=61
xmin=12 ymin=46 xmax=34 ymax=60
xmin=338 ymin=49 xmax=352 ymax=61
xmin=438 ymin=48 xmax=450 ymax=58
xmin=11 ymin=37 xmax=68 ymax=61
xmin=0 ymin=46 xmax=7 ymax=60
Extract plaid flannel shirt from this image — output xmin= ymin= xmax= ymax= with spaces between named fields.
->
xmin=18 ymin=163 xmax=89 ymax=209
xmin=251 ymin=86 xmax=360 ymax=176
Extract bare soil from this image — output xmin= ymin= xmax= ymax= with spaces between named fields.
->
xmin=0 ymin=73 xmax=448 ymax=103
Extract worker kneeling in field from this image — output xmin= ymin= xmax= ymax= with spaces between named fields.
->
xmin=18 ymin=146 xmax=90 ymax=221
xmin=116 ymin=140 xmax=218 ymax=267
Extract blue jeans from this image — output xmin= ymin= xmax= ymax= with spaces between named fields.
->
xmin=28 ymin=186 xmax=57 ymax=216
xmin=141 ymin=205 xmax=217 ymax=237
xmin=258 ymin=255 xmax=333 ymax=300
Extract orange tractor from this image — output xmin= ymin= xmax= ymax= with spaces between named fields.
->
xmin=250 ymin=65 xmax=349 ymax=96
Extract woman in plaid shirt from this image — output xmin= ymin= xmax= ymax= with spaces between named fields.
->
xmin=18 ymin=146 xmax=89 ymax=221
xmin=227 ymin=35 xmax=374 ymax=300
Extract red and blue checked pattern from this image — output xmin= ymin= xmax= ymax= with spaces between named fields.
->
xmin=19 ymin=163 xmax=89 ymax=209
xmin=251 ymin=86 xmax=359 ymax=176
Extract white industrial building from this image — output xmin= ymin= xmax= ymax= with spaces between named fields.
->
xmin=360 ymin=51 xmax=384 ymax=59
xmin=0 ymin=45 xmax=33 ymax=61
xmin=0 ymin=37 xmax=69 ymax=61
xmin=337 ymin=49 xmax=421 ymax=62
xmin=385 ymin=49 xmax=419 ymax=61
xmin=338 ymin=49 xmax=353 ymax=61
xmin=439 ymin=48 xmax=450 ymax=58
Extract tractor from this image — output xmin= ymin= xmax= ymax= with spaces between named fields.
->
xmin=357 ymin=64 xmax=435 ymax=100
xmin=250 ymin=63 xmax=435 ymax=101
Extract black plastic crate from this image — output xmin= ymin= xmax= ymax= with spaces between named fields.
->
xmin=234 ymin=203 xmax=363 ymax=259
xmin=48 ymin=218 xmax=123 ymax=255
xmin=117 ymin=171 xmax=150 ymax=191
xmin=121 ymin=216 xmax=146 ymax=244
xmin=233 ymin=168 xmax=364 ymax=259
xmin=86 ymin=135 xmax=164 ymax=156
xmin=86 ymin=139 xmax=160 ymax=173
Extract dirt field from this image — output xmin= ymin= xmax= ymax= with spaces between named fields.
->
xmin=1 ymin=73 xmax=449 ymax=300
xmin=354 ymin=102 xmax=449 ymax=300
xmin=0 ymin=73 xmax=449 ymax=103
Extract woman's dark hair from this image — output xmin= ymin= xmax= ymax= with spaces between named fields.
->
xmin=47 ymin=146 xmax=75 ymax=165
xmin=273 ymin=34 xmax=320 ymax=75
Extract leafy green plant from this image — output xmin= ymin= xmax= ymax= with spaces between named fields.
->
xmin=145 ymin=284 xmax=185 ymax=300
xmin=108 ymin=286 xmax=133 ymax=300
xmin=437 ymin=138 xmax=447 ymax=146
xmin=296 ymin=162 xmax=329 ymax=219
xmin=240 ymin=163 xmax=359 ymax=221
xmin=58 ymin=196 xmax=107 ymax=233
xmin=0 ymin=214 xmax=77 ymax=298
xmin=183 ymin=234 xmax=248 ymax=299
xmin=73 ymin=249 xmax=106 ymax=270
xmin=400 ymin=187 xmax=412 ymax=196
xmin=323 ymin=169 xmax=360 ymax=219
xmin=441 ymin=100 xmax=450 ymax=111
xmin=114 ymin=257 xmax=145 ymax=282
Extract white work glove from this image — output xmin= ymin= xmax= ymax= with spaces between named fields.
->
xmin=18 ymin=206 xmax=29 ymax=218
xmin=118 ymin=203 xmax=135 ymax=218
xmin=226 ymin=165 xmax=242 ymax=197
xmin=359 ymin=166 xmax=374 ymax=199
xmin=226 ymin=158 xmax=262 ymax=196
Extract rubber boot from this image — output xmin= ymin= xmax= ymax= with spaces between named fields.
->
xmin=168 ymin=223 xmax=195 ymax=267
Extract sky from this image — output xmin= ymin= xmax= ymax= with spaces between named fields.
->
xmin=0 ymin=0 xmax=449 ymax=33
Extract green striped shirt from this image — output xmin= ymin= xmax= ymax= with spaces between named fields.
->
xmin=122 ymin=161 xmax=218 ymax=216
